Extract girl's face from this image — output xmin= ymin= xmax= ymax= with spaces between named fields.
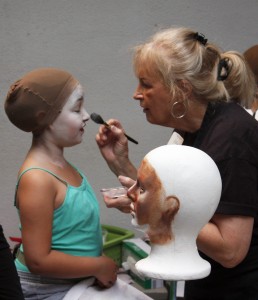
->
xmin=50 ymin=84 xmax=89 ymax=147
xmin=133 ymin=67 xmax=172 ymax=127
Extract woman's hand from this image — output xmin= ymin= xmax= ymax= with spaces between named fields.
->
xmin=95 ymin=119 xmax=137 ymax=178
xmin=95 ymin=119 xmax=128 ymax=171
xmin=103 ymin=176 xmax=136 ymax=213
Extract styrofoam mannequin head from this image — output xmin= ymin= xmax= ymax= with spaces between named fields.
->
xmin=128 ymin=145 xmax=222 ymax=280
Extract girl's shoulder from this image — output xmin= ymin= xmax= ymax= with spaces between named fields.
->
xmin=17 ymin=165 xmax=67 ymax=187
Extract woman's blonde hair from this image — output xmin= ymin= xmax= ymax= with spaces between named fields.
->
xmin=133 ymin=27 xmax=255 ymax=108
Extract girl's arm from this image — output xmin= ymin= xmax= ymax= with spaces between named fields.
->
xmin=17 ymin=170 xmax=118 ymax=287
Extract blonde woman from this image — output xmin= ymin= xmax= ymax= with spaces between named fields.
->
xmin=96 ymin=27 xmax=258 ymax=299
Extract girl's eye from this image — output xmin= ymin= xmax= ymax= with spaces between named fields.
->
xmin=139 ymin=188 xmax=145 ymax=194
xmin=73 ymin=106 xmax=81 ymax=113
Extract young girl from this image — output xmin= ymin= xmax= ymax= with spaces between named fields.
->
xmin=4 ymin=68 xmax=119 ymax=299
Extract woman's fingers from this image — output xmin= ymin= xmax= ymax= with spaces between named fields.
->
xmin=118 ymin=175 xmax=135 ymax=188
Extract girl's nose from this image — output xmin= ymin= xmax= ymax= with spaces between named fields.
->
xmin=83 ymin=108 xmax=90 ymax=121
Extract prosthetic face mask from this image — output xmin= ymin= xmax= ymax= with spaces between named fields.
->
xmin=129 ymin=145 xmax=222 ymax=280
xmin=128 ymin=158 xmax=180 ymax=245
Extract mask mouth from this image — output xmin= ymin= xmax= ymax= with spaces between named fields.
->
xmin=131 ymin=212 xmax=148 ymax=233
xmin=131 ymin=212 xmax=139 ymax=226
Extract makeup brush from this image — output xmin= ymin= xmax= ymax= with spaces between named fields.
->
xmin=90 ymin=112 xmax=138 ymax=144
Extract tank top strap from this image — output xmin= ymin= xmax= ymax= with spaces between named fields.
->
xmin=67 ymin=162 xmax=84 ymax=179
xmin=14 ymin=167 xmax=68 ymax=206
xmin=17 ymin=167 xmax=68 ymax=186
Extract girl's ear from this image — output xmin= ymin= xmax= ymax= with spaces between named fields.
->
xmin=161 ymin=196 xmax=180 ymax=224
xmin=35 ymin=111 xmax=47 ymax=127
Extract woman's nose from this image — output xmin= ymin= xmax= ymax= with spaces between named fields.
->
xmin=133 ymin=88 xmax=143 ymax=100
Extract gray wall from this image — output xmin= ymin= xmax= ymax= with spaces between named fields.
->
xmin=0 ymin=0 xmax=257 ymax=246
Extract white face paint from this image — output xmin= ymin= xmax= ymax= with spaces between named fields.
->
xmin=50 ymin=84 xmax=89 ymax=147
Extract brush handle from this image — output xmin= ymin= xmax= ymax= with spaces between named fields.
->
xmin=104 ymin=123 xmax=138 ymax=144
xmin=124 ymin=133 xmax=138 ymax=144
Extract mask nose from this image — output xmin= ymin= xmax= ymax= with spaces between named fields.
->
xmin=127 ymin=182 xmax=138 ymax=202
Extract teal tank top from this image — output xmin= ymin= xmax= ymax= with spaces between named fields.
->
xmin=15 ymin=166 xmax=103 ymax=272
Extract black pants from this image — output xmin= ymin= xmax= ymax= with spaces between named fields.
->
xmin=0 ymin=226 xmax=24 ymax=300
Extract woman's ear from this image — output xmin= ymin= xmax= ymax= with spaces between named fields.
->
xmin=178 ymin=79 xmax=193 ymax=98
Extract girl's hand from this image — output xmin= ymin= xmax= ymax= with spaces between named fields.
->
xmin=95 ymin=256 xmax=118 ymax=288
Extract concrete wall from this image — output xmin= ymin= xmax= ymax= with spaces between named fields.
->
xmin=0 ymin=0 xmax=257 ymax=246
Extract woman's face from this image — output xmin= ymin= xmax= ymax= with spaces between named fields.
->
xmin=133 ymin=67 xmax=172 ymax=127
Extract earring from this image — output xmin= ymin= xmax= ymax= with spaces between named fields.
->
xmin=171 ymin=100 xmax=188 ymax=119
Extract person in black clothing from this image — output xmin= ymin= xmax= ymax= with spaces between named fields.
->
xmin=243 ymin=44 xmax=258 ymax=120
xmin=0 ymin=225 xmax=24 ymax=299
xmin=94 ymin=27 xmax=258 ymax=299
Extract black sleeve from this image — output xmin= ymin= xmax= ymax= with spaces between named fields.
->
xmin=0 ymin=225 xmax=24 ymax=299
xmin=216 ymin=158 xmax=258 ymax=217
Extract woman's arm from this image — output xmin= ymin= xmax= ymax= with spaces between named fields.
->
xmin=197 ymin=213 xmax=254 ymax=268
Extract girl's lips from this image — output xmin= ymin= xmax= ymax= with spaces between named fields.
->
xmin=80 ymin=123 xmax=86 ymax=132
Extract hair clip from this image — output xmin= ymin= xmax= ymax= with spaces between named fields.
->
xmin=217 ymin=58 xmax=230 ymax=81
xmin=194 ymin=32 xmax=208 ymax=46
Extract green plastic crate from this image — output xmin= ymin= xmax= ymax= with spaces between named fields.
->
xmin=102 ymin=224 xmax=134 ymax=266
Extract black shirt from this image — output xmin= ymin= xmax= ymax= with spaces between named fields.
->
xmin=183 ymin=102 xmax=258 ymax=300
xmin=0 ymin=225 xmax=10 ymax=250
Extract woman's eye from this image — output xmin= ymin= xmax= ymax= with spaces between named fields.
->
xmin=140 ymin=79 xmax=151 ymax=89
xmin=142 ymin=82 xmax=151 ymax=88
